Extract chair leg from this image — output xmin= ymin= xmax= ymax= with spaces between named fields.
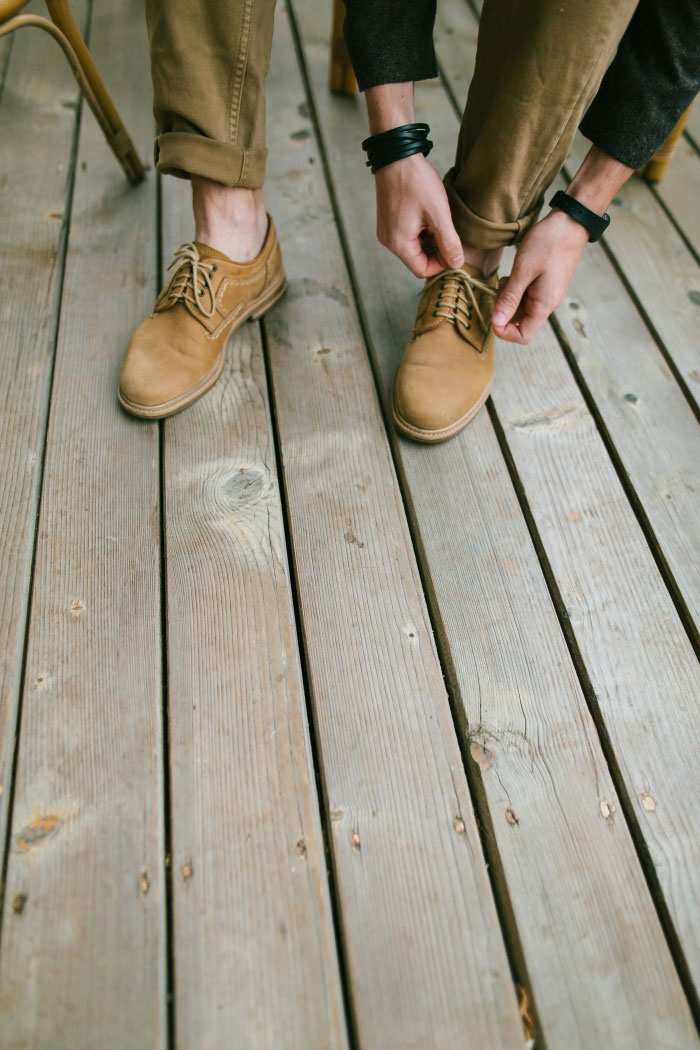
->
xmin=640 ymin=102 xmax=694 ymax=184
xmin=0 ymin=5 xmax=145 ymax=182
xmin=329 ymin=0 xmax=356 ymax=96
xmin=45 ymin=0 xmax=145 ymax=182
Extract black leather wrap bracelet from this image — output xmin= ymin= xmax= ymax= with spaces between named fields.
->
xmin=362 ymin=122 xmax=433 ymax=174
xmin=549 ymin=189 xmax=610 ymax=242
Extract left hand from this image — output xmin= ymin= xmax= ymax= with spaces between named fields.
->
xmin=490 ymin=210 xmax=590 ymax=344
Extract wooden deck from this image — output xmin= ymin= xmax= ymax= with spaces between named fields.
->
xmin=1 ymin=0 xmax=700 ymax=1047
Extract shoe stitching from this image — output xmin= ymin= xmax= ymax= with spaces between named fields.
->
xmin=392 ymin=379 xmax=492 ymax=440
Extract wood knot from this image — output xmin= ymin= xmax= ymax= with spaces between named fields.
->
xmin=599 ymin=800 xmax=615 ymax=820
xmin=14 ymin=814 xmax=63 ymax=852
xmin=219 ymin=467 xmax=266 ymax=508
xmin=469 ymin=741 xmax=494 ymax=771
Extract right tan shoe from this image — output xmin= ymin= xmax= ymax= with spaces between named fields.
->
xmin=118 ymin=213 xmax=286 ymax=419
xmin=392 ymin=263 xmax=499 ymax=443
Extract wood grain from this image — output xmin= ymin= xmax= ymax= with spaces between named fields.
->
xmin=292 ymin=0 xmax=700 ymax=1045
xmin=646 ymin=135 xmax=700 ymax=265
xmin=262 ymin=5 xmax=526 ymax=1048
xmin=0 ymin=1 xmax=165 ymax=1046
xmin=160 ymin=178 xmax=348 ymax=1050
xmin=0 ymin=0 xmax=88 ymax=877
xmin=566 ymin=132 xmax=700 ymax=413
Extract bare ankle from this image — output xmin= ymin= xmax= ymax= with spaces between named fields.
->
xmin=461 ymin=243 xmax=502 ymax=276
xmin=191 ymin=176 xmax=268 ymax=262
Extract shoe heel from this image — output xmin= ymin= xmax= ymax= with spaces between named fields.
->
xmin=250 ymin=277 xmax=287 ymax=321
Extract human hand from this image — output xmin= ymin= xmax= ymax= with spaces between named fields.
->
xmin=490 ymin=210 xmax=590 ymax=344
xmin=374 ymin=153 xmax=465 ymax=278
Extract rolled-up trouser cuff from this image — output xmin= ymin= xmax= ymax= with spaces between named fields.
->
xmin=443 ymin=167 xmax=543 ymax=250
xmin=153 ymin=131 xmax=268 ymax=189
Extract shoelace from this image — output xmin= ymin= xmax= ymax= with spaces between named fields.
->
xmin=423 ymin=267 xmax=495 ymax=333
xmin=160 ymin=242 xmax=218 ymax=318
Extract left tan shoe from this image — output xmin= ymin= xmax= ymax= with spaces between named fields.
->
xmin=392 ymin=263 xmax=499 ymax=443
xmin=118 ymin=214 xmax=286 ymax=419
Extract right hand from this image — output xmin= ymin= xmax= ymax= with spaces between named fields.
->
xmin=374 ymin=153 xmax=465 ymax=278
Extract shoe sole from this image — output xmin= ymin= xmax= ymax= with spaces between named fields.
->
xmin=391 ymin=374 xmax=492 ymax=444
xmin=117 ymin=275 xmax=288 ymax=420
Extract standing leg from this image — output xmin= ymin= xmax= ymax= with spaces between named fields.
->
xmin=145 ymin=0 xmax=278 ymax=261
xmin=118 ymin=0 xmax=286 ymax=419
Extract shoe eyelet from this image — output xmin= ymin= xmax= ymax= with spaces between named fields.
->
xmin=211 ymin=264 xmax=217 ymax=272
xmin=466 ymin=323 xmax=471 ymax=329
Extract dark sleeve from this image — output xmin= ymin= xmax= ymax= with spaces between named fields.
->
xmin=342 ymin=0 xmax=438 ymax=93
xmin=580 ymin=0 xmax=700 ymax=169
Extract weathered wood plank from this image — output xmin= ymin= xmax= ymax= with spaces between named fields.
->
xmin=443 ymin=0 xmax=700 ymax=647
xmin=0 ymin=0 xmax=87 ymax=876
xmin=160 ymin=178 xmax=348 ymax=1049
xmin=553 ymin=212 xmax=700 ymax=635
xmin=0 ymin=1 xmax=165 ymax=1046
xmin=492 ymin=283 xmax=700 ymax=1013
xmin=565 ymin=132 xmax=700 ymax=413
xmin=436 ymin=0 xmax=700 ymax=1014
xmin=292 ymin=0 xmax=700 ymax=1045
xmin=262 ymin=5 xmax=526 ymax=1048
xmin=648 ymin=136 xmax=700 ymax=263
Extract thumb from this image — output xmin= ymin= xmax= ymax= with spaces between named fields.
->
xmin=433 ymin=215 xmax=464 ymax=269
xmin=492 ymin=266 xmax=529 ymax=328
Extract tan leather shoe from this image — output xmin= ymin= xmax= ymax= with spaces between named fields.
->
xmin=392 ymin=263 xmax=499 ymax=443
xmin=118 ymin=214 xmax=286 ymax=419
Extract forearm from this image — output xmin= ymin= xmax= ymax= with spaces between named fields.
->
xmin=579 ymin=0 xmax=700 ymax=170
xmin=342 ymin=0 xmax=437 ymax=93
xmin=364 ymin=83 xmax=415 ymax=135
xmin=564 ymin=145 xmax=634 ymax=216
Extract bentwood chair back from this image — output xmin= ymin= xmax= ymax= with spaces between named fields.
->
xmin=0 ymin=0 xmax=145 ymax=183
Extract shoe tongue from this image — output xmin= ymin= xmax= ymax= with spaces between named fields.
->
xmin=460 ymin=261 xmax=486 ymax=280
xmin=459 ymin=261 xmax=499 ymax=292
xmin=191 ymin=240 xmax=235 ymax=263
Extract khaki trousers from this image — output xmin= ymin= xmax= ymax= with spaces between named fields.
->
xmin=443 ymin=0 xmax=641 ymax=248
xmin=145 ymin=0 xmax=639 ymax=246
xmin=145 ymin=0 xmax=278 ymax=188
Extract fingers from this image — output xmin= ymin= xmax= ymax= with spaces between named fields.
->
xmin=491 ymin=264 xmax=530 ymax=332
xmin=432 ymin=215 xmax=464 ymax=270
xmin=491 ymin=258 xmax=554 ymax=345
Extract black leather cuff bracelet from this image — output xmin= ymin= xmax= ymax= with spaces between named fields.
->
xmin=549 ymin=190 xmax=610 ymax=242
xmin=362 ymin=122 xmax=433 ymax=174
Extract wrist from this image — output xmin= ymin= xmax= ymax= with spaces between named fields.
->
xmin=565 ymin=145 xmax=634 ymax=215
xmin=548 ymin=192 xmax=609 ymax=243
xmin=365 ymin=83 xmax=415 ymax=135
xmin=544 ymin=207 xmax=592 ymax=244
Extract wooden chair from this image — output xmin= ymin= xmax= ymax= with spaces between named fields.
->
xmin=639 ymin=102 xmax=695 ymax=182
xmin=0 ymin=0 xmax=145 ymax=183
xmin=329 ymin=0 xmax=356 ymax=96
xmin=327 ymin=0 xmax=694 ymax=185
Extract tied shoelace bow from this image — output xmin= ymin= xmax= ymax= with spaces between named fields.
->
xmin=423 ymin=267 xmax=495 ymax=335
xmin=160 ymin=242 xmax=218 ymax=318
